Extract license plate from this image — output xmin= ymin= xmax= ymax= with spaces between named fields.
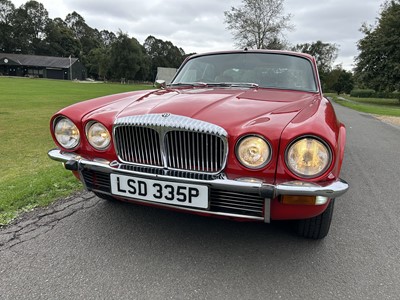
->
xmin=110 ymin=174 xmax=209 ymax=209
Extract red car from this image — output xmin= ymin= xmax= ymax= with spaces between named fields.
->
xmin=48 ymin=50 xmax=348 ymax=239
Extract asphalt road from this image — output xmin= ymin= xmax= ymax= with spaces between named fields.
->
xmin=1 ymin=103 xmax=400 ymax=300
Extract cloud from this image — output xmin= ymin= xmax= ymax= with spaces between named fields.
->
xmin=10 ymin=0 xmax=385 ymax=69
xmin=284 ymin=0 xmax=383 ymax=67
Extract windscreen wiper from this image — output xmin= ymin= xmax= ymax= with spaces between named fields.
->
xmin=207 ymin=82 xmax=259 ymax=88
xmin=170 ymin=82 xmax=208 ymax=87
xmin=170 ymin=82 xmax=259 ymax=88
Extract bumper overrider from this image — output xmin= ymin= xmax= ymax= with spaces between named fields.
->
xmin=48 ymin=149 xmax=349 ymax=223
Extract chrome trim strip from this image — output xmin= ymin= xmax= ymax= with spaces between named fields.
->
xmin=114 ymin=114 xmax=228 ymax=136
xmin=48 ymin=149 xmax=349 ymax=222
xmin=274 ymin=180 xmax=349 ymax=198
xmin=49 ymin=149 xmax=349 ymax=198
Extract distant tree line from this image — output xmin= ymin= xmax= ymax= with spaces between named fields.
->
xmin=0 ymin=0 xmax=190 ymax=81
xmin=3 ymin=0 xmax=398 ymax=98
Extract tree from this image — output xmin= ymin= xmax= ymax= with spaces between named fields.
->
xmin=24 ymin=0 xmax=49 ymax=40
xmin=333 ymin=70 xmax=354 ymax=95
xmin=37 ymin=17 xmax=81 ymax=57
xmin=109 ymin=31 xmax=145 ymax=80
xmin=86 ymin=30 xmax=116 ymax=80
xmin=355 ymin=0 xmax=400 ymax=92
xmin=143 ymin=35 xmax=186 ymax=81
xmin=65 ymin=12 xmax=101 ymax=65
xmin=99 ymin=30 xmax=116 ymax=47
xmin=65 ymin=11 xmax=88 ymax=40
xmin=87 ymin=47 xmax=111 ymax=80
xmin=10 ymin=0 xmax=50 ymax=53
xmin=325 ymin=66 xmax=354 ymax=95
xmin=292 ymin=41 xmax=338 ymax=75
xmin=292 ymin=41 xmax=339 ymax=89
xmin=224 ymin=0 xmax=292 ymax=50
xmin=0 ymin=0 xmax=15 ymax=52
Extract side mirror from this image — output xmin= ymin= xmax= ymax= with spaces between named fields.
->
xmin=154 ymin=80 xmax=166 ymax=89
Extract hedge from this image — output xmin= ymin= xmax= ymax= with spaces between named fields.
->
xmin=350 ymin=89 xmax=400 ymax=99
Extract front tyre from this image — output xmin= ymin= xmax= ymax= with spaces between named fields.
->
xmin=295 ymin=199 xmax=335 ymax=239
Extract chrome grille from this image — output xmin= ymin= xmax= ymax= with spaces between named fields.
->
xmin=165 ymin=131 xmax=225 ymax=173
xmin=210 ymin=190 xmax=264 ymax=217
xmin=113 ymin=114 xmax=228 ymax=174
xmin=114 ymin=126 xmax=163 ymax=166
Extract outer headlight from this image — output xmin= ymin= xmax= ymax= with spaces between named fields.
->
xmin=286 ymin=136 xmax=332 ymax=178
xmin=236 ymin=135 xmax=271 ymax=169
xmin=86 ymin=122 xmax=111 ymax=150
xmin=54 ymin=117 xmax=80 ymax=149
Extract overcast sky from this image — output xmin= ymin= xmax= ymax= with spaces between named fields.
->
xmin=11 ymin=0 xmax=385 ymax=70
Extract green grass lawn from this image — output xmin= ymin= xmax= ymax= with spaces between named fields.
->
xmin=0 ymin=77 xmax=153 ymax=225
xmin=325 ymin=93 xmax=400 ymax=117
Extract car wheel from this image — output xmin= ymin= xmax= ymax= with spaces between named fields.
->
xmin=93 ymin=191 xmax=117 ymax=202
xmin=295 ymin=199 xmax=335 ymax=239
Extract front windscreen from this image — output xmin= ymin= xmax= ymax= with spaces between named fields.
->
xmin=172 ymin=53 xmax=318 ymax=92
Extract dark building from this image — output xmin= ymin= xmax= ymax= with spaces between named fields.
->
xmin=0 ymin=53 xmax=86 ymax=80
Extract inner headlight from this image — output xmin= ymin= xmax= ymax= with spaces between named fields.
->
xmin=286 ymin=137 xmax=332 ymax=178
xmin=86 ymin=122 xmax=111 ymax=150
xmin=236 ymin=135 xmax=271 ymax=169
xmin=54 ymin=117 xmax=80 ymax=149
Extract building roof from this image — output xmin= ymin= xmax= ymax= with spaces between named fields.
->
xmin=0 ymin=53 xmax=79 ymax=68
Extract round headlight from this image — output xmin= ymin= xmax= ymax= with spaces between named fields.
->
xmin=236 ymin=135 xmax=271 ymax=169
xmin=286 ymin=137 xmax=332 ymax=178
xmin=86 ymin=122 xmax=111 ymax=150
xmin=54 ymin=117 xmax=80 ymax=149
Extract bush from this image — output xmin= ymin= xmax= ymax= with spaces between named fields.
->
xmin=350 ymin=89 xmax=400 ymax=101
xmin=390 ymin=91 xmax=400 ymax=101
xmin=350 ymin=89 xmax=376 ymax=98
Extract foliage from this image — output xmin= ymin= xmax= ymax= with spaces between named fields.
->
xmin=109 ymin=32 xmax=145 ymax=80
xmin=355 ymin=0 xmax=400 ymax=92
xmin=325 ymin=66 xmax=354 ymax=95
xmin=350 ymin=89 xmax=400 ymax=101
xmin=37 ymin=17 xmax=81 ymax=57
xmin=292 ymin=41 xmax=339 ymax=88
xmin=86 ymin=47 xmax=111 ymax=80
xmin=0 ymin=0 xmax=15 ymax=52
xmin=224 ymin=0 xmax=293 ymax=50
xmin=0 ymin=1 xmax=186 ymax=81
xmin=10 ymin=0 xmax=50 ymax=54
xmin=143 ymin=35 xmax=186 ymax=81
xmin=0 ymin=77 xmax=153 ymax=224
xmin=350 ymin=89 xmax=376 ymax=98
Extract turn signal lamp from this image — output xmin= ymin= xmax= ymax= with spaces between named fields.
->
xmin=281 ymin=195 xmax=328 ymax=205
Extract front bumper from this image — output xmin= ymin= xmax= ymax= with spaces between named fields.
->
xmin=48 ymin=149 xmax=349 ymax=222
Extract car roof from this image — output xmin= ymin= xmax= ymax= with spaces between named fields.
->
xmin=187 ymin=49 xmax=315 ymax=61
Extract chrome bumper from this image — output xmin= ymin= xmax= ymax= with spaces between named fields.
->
xmin=48 ymin=149 xmax=349 ymax=222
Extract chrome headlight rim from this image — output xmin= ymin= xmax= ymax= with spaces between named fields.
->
xmin=53 ymin=116 xmax=80 ymax=150
xmin=85 ymin=121 xmax=111 ymax=150
xmin=285 ymin=135 xmax=333 ymax=179
xmin=235 ymin=134 xmax=272 ymax=170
